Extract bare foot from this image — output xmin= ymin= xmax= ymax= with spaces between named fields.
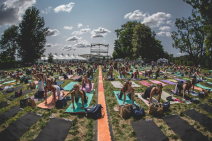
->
xmin=71 ymin=106 xmax=75 ymax=109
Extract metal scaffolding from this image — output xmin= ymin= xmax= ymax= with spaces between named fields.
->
xmin=90 ymin=43 xmax=109 ymax=60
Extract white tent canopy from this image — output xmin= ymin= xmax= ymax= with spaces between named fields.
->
xmin=157 ymin=58 xmax=168 ymax=64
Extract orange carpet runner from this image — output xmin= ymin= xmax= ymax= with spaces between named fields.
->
xmin=97 ymin=66 xmax=111 ymax=141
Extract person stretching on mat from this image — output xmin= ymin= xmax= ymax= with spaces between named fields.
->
xmin=44 ymin=78 xmax=65 ymax=105
xmin=34 ymin=73 xmax=46 ymax=98
xmin=155 ymin=68 xmax=160 ymax=79
xmin=81 ymin=75 xmax=92 ymax=92
xmin=144 ymin=69 xmax=152 ymax=77
xmin=71 ymin=84 xmax=88 ymax=109
xmin=191 ymin=76 xmax=196 ymax=91
xmin=171 ymin=81 xmax=192 ymax=101
xmin=132 ymin=70 xmax=139 ymax=79
xmin=140 ymin=83 xmax=162 ymax=103
xmin=117 ymin=80 xmax=135 ymax=104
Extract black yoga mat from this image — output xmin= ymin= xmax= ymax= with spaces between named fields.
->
xmin=184 ymin=109 xmax=212 ymax=133
xmin=0 ymin=106 xmax=22 ymax=125
xmin=7 ymin=89 xmax=35 ymax=101
xmin=56 ymin=81 xmax=64 ymax=85
xmin=163 ymin=115 xmax=209 ymax=141
xmin=0 ymin=101 xmax=9 ymax=108
xmin=208 ymin=99 xmax=212 ymax=103
xmin=34 ymin=118 xmax=72 ymax=141
xmin=0 ymin=112 xmax=41 ymax=141
xmin=131 ymin=120 xmax=168 ymax=141
xmin=2 ymin=86 xmax=25 ymax=95
xmin=203 ymin=83 xmax=212 ymax=87
xmin=199 ymin=103 xmax=212 ymax=113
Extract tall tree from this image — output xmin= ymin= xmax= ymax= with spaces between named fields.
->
xmin=132 ymin=23 xmax=164 ymax=60
xmin=171 ymin=11 xmax=206 ymax=65
xmin=0 ymin=25 xmax=18 ymax=61
xmin=17 ymin=6 xmax=48 ymax=63
xmin=184 ymin=0 xmax=212 ymax=56
xmin=113 ymin=21 xmax=139 ymax=59
xmin=48 ymin=53 xmax=54 ymax=65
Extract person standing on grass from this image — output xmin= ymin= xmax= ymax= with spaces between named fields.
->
xmin=34 ymin=73 xmax=45 ymax=98
xmin=151 ymin=60 xmax=154 ymax=70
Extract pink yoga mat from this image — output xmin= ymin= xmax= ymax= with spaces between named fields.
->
xmin=68 ymin=75 xmax=73 ymax=78
xmin=139 ymin=81 xmax=151 ymax=87
xmin=139 ymin=72 xmax=142 ymax=75
xmin=150 ymin=80 xmax=167 ymax=86
xmin=71 ymin=75 xmax=81 ymax=80
xmin=81 ymin=83 xmax=94 ymax=92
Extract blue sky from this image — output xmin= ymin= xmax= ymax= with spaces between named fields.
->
xmin=0 ymin=0 xmax=194 ymax=57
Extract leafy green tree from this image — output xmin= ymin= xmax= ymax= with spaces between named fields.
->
xmin=17 ymin=6 xmax=48 ymax=63
xmin=184 ymin=0 xmax=212 ymax=56
xmin=132 ymin=23 xmax=165 ymax=60
xmin=171 ymin=11 xmax=206 ymax=65
xmin=48 ymin=53 xmax=54 ymax=65
xmin=0 ymin=25 xmax=18 ymax=61
xmin=113 ymin=21 xmax=139 ymax=59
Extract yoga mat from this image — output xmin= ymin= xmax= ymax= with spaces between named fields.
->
xmin=184 ymin=109 xmax=212 ymax=133
xmin=118 ymin=75 xmax=126 ymax=79
xmin=2 ymin=86 xmax=24 ymax=95
xmin=161 ymin=80 xmax=176 ymax=85
xmin=204 ymin=83 xmax=212 ymax=87
xmin=37 ymin=91 xmax=68 ymax=109
xmin=167 ymin=79 xmax=177 ymax=83
xmin=67 ymin=75 xmax=73 ymax=79
xmin=163 ymin=115 xmax=209 ymax=141
xmin=34 ymin=118 xmax=72 ymax=141
xmin=149 ymin=80 xmax=167 ymax=86
xmin=175 ymin=78 xmax=186 ymax=83
xmin=131 ymin=120 xmax=169 ymax=141
xmin=81 ymin=83 xmax=94 ymax=92
xmin=135 ymin=93 xmax=157 ymax=106
xmin=196 ymin=83 xmax=211 ymax=90
xmin=71 ymin=75 xmax=81 ymax=80
xmin=111 ymin=81 xmax=123 ymax=89
xmin=199 ymin=103 xmax=212 ymax=113
xmin=0 ymin=112 xmax=41 ymax=141
xmin=161 ymin=91 xmax=179 ymax=104
xmin=185 ymin=90 xmax=198 ymax=96
xmin=131 ymin=81 xmax=140 ymax=87
xmin=0 ymin=106 xmax=22 ymax=125
xmin=0 ymin=101 xmax=9 ymax=108
xmin=183 ymin=78 xmax=191 ymax=81
xmin=165 ymin=89 xmax=192 ymax=100
xmin=114 ymin=91 xmax=139 ymax=106
xmin=139 ymin=81 xmax=151 ymax=87
xmin=56 ymin=81 xmax=64 ymax=85
xmin=139 ymin=72 xmax=142 ymax=75
xmin=65 ymin=93 xmax=93 ymax=113
xmin=7 ymin=89 xmax=35 ymax=101
xmin=64 ymin=82 xmax=78 ymax=91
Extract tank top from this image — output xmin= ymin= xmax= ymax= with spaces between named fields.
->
xmin=38 ymin=79 xmax=44 ymax=91
xmin=74 ymin=91 xmax=81 ymax=98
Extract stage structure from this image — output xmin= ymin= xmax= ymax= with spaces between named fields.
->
xmin=90 ymin=43 xmax=109 ymax=60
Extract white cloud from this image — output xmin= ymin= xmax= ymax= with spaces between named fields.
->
xmin=72 ymin=28 xmax=91 ymax=35
xmin=41 ymin=6 xmax=52 ymax=14
xmin=74 ymin=40 xmax=90 ymax=48
xmin=159 ymin=26 xmax=171 ymax=31
xmin=54 ymin=2 xmax=74 ymax=13
xmin=47 ymin=29 xmax=60 ymax=36
xmin=0 ymin=0 xmax=36 ymax=26
xmin=124 ymin=10 xmax=171 ymax=27
xmin=64 ymin=26 xmax=73 ymax=30
xmin=78 ymin=23 xmax=83 ymax=28
xmin=60 ymin=45 xmax=76 ymax=51
xmin=46 ymin=43 xmax=63 ymax=47
xmin=167 ymin=20 xmax=174 ymax=26
xmin=157 ymin=31 xmax=171 ymax=37
xmin=90 ymin=27 xmax=111 ymax=38
xmin=66 ymin=36 xmax=82 ymax=42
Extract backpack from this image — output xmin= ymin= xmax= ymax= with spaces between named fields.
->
xmin=63 ymin=74 xmax=68 ymax=79
xmin=20 ymin=98 xmax=36 ymax=108
xmin=131 ymin=104 xmax=145 ymax=119
xmin=149 ymin=102 xmax=163 ymax=115
xmin=55 ymin=98 xmax=67 ymax=109
xmin=85 ymin=104 xmax=104 ymax=119
xmin=77 ymin=76 xmax=82 ymax=82
xmin=119 ymin=104 xmax=132 ymax=118
xmin=15 ymin=89 xmax=22 ymax=98
xmin=162 ymin=101 xmax=170 ymax=111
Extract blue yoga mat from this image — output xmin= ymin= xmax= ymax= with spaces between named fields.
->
xmin=113 ymin=91 xmax=139 ymax=107
xmin=196 ymin=83 xmax=211 ymax=90
xmin=64 ymin=82 xmax=79 ymax=91
xmin=57 ymin=81 xmax=65 ymax=85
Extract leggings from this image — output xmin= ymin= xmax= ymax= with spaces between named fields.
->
xmin=174 ymin=83 xmax=183 ymax=95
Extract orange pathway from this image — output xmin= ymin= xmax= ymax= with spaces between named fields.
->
xmin=97 ymin=66 xmax=111 ymax=141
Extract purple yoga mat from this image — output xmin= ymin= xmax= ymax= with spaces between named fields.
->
xmin=161 ymin=80 xmax=176 ymax=85
xmin=175 ymin=78 xmax=186 ymax=82
xmin=150 ymin=80 xmax=167 ymax=86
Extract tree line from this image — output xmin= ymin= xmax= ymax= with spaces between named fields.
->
xmin=0 ymin=6 xmax=48 ymax=66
